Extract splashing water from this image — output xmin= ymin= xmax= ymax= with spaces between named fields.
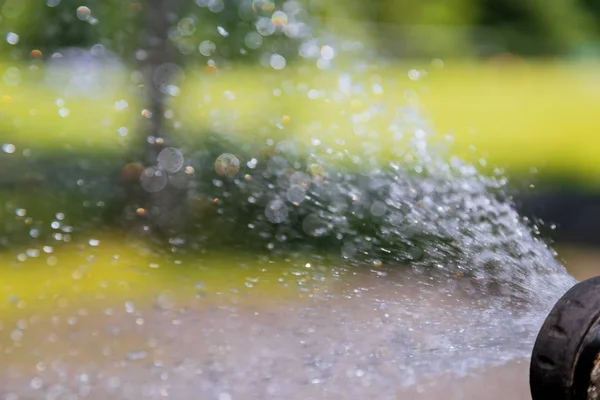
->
xmin=33 ymin=72 xmax=569 ymax=399
xmin=0 ymin=2 xmax=579 ymax=399
xmin=0 ymin=72 xmax=574 ymax=399
xmin=134 ymin=79 xmax=576 ymax=307
xmin=0 ymin=69 xmax=578 ymax=400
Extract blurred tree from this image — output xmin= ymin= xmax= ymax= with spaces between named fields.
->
xmin=1 ymin=0 xmax=600 ymax=61
xmin=0 ymin=0 xmax=143 ymax=59
xmin=316 ymin=0 xmax=600 ymax=58
xmin=372 ymin=0 xmax=479 ymax=57
xmin=477 ymin=0 xmax=596 ymax=56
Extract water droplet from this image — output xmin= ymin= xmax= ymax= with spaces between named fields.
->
xmin=252 ymin=0 xmax=274 ymax=12
xmin=157 ymin=147 xmax=184 ymax=173
xmin=317 ymin=58 xmax=331 ymax=69
xmin=271 ymin=10 xmax=288 ymax=26
xmin=215 ymin=153 xmax=240 ymax=177
xmin=76 ymin=6 xmax=91 ymax=21
xmin=5 ymin=32 xmax=19 ymax=45
xmin=256 ymin=17 xmax=276 ymax=36
xmin=372 ymin=83 xmax=384 ymax=95
xmin=2 ymin=144 xmax=15 ymax=154
xmin=247 ymin=158 xmax=258 ymax=169
xmin=199 ymin=40 xmax=216 ymax=56
xmin=25 ymin=249 xmax=38 ymax=258
xmin=265 ymin=199 xmax=288 ymax=223
xmin=114 ymin=99 xmax=128 ymax=111
xmin=370 ymin=201 xmax=388 ymax=217
xmin=307 ymin=164 xmax=325 ymax=181
xmin=320 ymin=45 xmax=334 ymax=60
xmin=244 ymin=32 xmax=263 ymax=49
xmin=217 ymin=26 xmax=229 ymax=37
xmin=140 ymin=167 xmax=168 ymax=193
xmin=153 ymin=63 xmax=185 ymax=95
xmin=286 ymin=185 xmax=306 ymax=205
xmin=178 ymin=17 xmax=196 ymax=35
xmin=208 ymin=0 xmax=224 ymax=12
xmin=30 ymin=377 xmax=43 ymax=389
xmin=408 ymin=69 xmax=420 ymax=80
xmin=270 ymin=53 xmax=286 ymax=70
xmin=125 ymin=301 xmax=135 ymax=313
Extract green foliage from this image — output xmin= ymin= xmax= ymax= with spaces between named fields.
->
xmin=1 ymin=0 xmax=600 ymax=61
xmin=0 ymin=0 xmax=143 ymax=58
xmin=339 ymin=0 xmax=600 ymax=57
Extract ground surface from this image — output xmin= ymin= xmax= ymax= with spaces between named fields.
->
xmin=0 ymin=240 xmax=596 ymax=399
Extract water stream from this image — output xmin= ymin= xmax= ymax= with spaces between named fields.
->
xmin=0 ymin=1 xmax=579 ymax=399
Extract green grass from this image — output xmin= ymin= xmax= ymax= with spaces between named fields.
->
xmin=0 ymin=231 xmax=321 ymax=321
